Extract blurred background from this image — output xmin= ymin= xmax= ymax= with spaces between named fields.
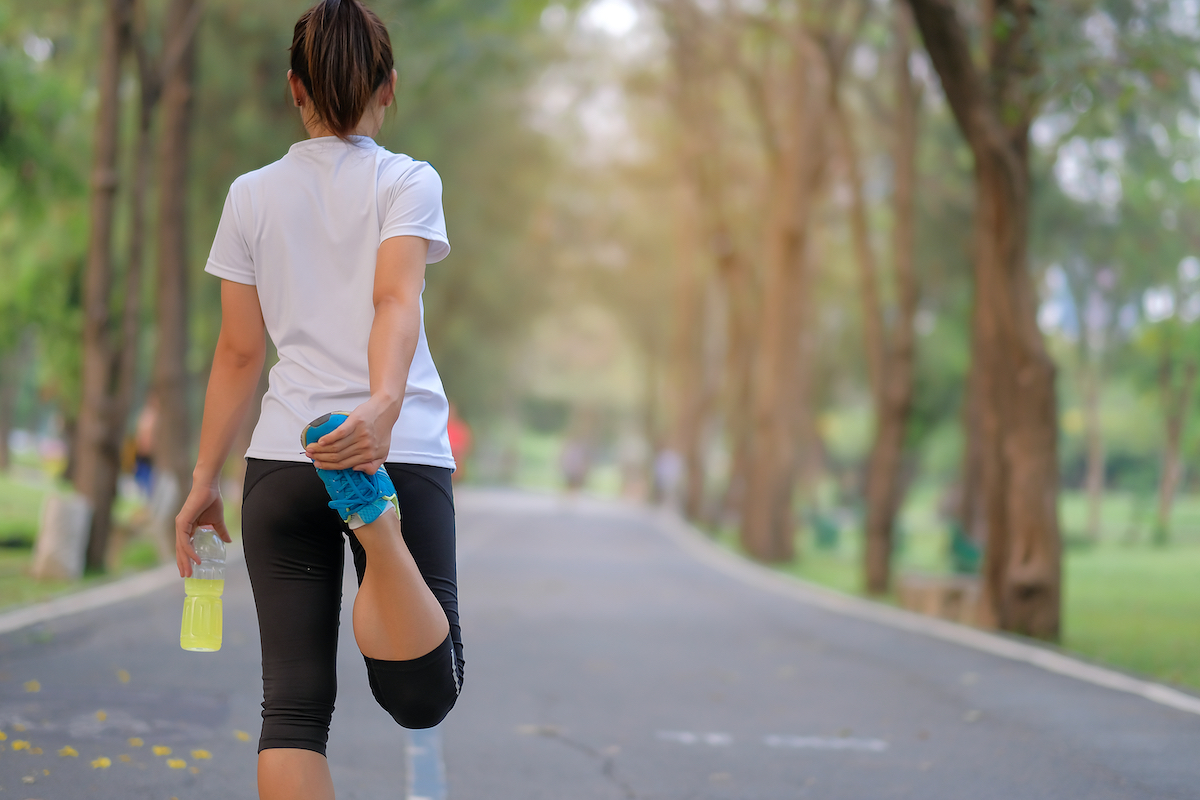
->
xmin=1 ymin=0 xmax=1198 ymax=690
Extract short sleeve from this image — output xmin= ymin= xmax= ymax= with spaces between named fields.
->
xmin=205 ymin=180 xmax=256 ymax=285
xmin=380 ymin=162 xmax=451 ymax=264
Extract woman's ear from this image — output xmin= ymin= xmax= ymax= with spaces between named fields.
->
xmin=287 ymin=69 xmax=307 ymax=107
xmin=380 ymin=69 xmax=398 ymax=108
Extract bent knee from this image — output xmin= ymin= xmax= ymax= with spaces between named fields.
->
xmin=388 ymin=694 xmax=457 ymax=729
xmin=364 ymin=635 xmax=461 ymax=730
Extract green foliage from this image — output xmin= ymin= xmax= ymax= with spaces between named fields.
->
xmin=0 ymin=6 xmax=93 ymax=417
xmin=1 ymin=0 xmax=555 ymax=441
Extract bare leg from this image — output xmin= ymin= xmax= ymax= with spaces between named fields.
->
xmin=259 ymin=749 xmax=335 ymax=800
xmin=351 ymin=509 xmax=449 ymax=660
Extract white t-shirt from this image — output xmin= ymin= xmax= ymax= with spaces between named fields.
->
xmin=204 ymin=135 xmax=455 ymax=469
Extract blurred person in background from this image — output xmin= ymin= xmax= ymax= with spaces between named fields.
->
xmin=653 ymin=447 xmax=683 ymax=509
xmin=560 ymin=437 xmax=590 ymax=491
xmin=133 ymin=394 xmax=157 ymax=498
xmin=446 ymin=402 xmax=472 ymax=482
xmin=170 ymin=2 xmax=463 ymax=798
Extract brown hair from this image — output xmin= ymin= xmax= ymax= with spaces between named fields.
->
xmin=290 ymin=0 xmax=394 ymax=139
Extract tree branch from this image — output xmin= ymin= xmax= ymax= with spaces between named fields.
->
xmin=905 ymin=0 xmax=994 ymax=151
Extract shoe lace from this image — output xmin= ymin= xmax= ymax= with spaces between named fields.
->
xmin=322 ymin=469 xmax=380 ymax=515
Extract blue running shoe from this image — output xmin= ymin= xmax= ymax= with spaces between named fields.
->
xmin=302 ymin=412 xmax=400 ymax=529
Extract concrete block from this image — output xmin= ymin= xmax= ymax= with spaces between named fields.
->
xmin=32 ymin=492 xmax=93 ymax=581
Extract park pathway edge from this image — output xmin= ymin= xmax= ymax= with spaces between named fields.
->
xmin=0 ymin=542 xmax=244 ymax=636
xmin=651 ymin=506 xmax=1200 ymax=718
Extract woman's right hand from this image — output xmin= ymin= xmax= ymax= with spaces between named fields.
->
xmin=304 ymin=396 xmax=398 ymax=475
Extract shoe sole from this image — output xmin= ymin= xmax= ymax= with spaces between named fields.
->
xmin=301 ymin=411 xmax=353 ymax=452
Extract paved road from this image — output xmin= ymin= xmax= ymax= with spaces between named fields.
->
xmin=2 ymin=490 xmax=1199 ymax=799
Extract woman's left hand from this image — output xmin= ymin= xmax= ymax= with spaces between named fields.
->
xmin=304 ymin=398 xmax=396 ymax=474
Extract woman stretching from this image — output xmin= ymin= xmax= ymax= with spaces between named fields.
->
xmin=173 ymin=2 xmax=463 ymax=797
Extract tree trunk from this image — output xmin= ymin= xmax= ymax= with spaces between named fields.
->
xmin=957 ymin=300 xmax=987 ymax=546
xmin=740 ymin=37 xmax=829 ymax=562
xmin=76 ymin=0 xmax=133 ymax=570
xmin=1154 ymin=357 xmax=1196 ymax=545
xmin=662 ymin=1 xmax=755 ymax=526
xmin=0 ymin=338 xmax=27 ymax=472
xmin=1082 ymin=359 xmax=1105 ymax=542
xmin=669 ymin=181 xmax=711 ymax=519
xmin=718 ymin=277 xmax=757 ymax=523
xmin=971 ymin=153 xmax=1061 ymax=637
xmin=908 ymin=0 xmax=1062 ymax=639
xmin=868 ymin=9 xmax=921 ymax=596
xmin=0 ymin=349 xmax=17 ymax=472
xmin=642 ymin=345 xmax=663 ymax=497
xmin=152 ymin=0 xmax=202 ymax=542
xmin=835 ymin=100 xmax=893 ymax=588
xmin=834 ymin=7 xmax=920 ymax=595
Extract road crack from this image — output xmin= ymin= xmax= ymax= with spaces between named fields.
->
xmin=527 ymin=725 xmax=638 ymax=799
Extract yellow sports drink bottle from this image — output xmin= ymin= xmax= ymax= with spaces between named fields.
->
xmin=180 ymin=526 xmax=225 ymax=652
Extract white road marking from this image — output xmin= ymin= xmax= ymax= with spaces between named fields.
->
xmin=407 ymin=727 xmax=447 ymax=800
xmin=764 ymin=734 xmax=889 ymax=752
xmin=656 ymin=730 xmax=888 ymax=752
xmin=656 ymin=509 xmax=1200 ymax=718
xmin=657 ymin=730 xmax=733 ymax=746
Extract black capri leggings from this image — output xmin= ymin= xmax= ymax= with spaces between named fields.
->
xmin=241 ymin=458 xmax=464 ymax=755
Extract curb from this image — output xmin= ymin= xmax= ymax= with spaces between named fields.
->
xmin=0 ymin=542 xmax=245 ymax=637
xmin=652 ymin=508 xmax=1200 ymax=718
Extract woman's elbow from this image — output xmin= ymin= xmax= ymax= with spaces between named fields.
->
xmin=216 ymin=335 xmax=265 ymax=371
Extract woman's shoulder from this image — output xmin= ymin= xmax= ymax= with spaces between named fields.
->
xmin=224 ymin=158 xmax=286 ymax=199
xmin=376 ymin=146 xmax=441 ymax=187
xmin=229 ymin=141 xmax=328 ymax=191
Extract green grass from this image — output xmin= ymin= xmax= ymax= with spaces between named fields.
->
xmin=0 ymin=471 xmax=50 ymax=543
xmin=513 ymin=431 xmax=564 ymax=491
xmin=0 ymin=544 xmax=170 ymax=610
xmin=1063 ymin=544 xmax=1200 ymax=687
xmin=0 ymin=470 xmax=178 ymax=612
xmin=512 ymin=431 xmax=623 ymax=496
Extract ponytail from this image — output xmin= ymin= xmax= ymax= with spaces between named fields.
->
xmin=290 ymin=0 xmax=394 ymax=139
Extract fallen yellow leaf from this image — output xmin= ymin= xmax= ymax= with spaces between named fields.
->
xmin=95 ymin=710 xmax=107 ymax=722
xmin=12 ymin=740 xmax=29 ymax=751
xmin=166 ymin=758 xmax=186 ymax=769
xmin=31 ymin=746 xmax=43 ymax=754
xmin=234 ymin=729 xmax=251 ymax=742
xmin=152 ymin=745 xmax=171 ymax=756
xmin=92 ymin=756 xmax=112 ymax=769
xmin=0 ymin=731 xmax=7 ymax=740
xmin=128 ymin=737 xmax=144 ymax=747
xmin=43 ymin=768 xmax=50 ymax=775
xmin=189 ymin=766 xmax=200 ymax=774
xmin=191 ymin=749 xmax=212 ymax=759
xmin=24 ymin=680 xmax=40 ymax=693
xmin=117 ymin=669 xmax=131 ymax=683
xmin=58 ymin=745 xmax=78 ymax=757
xmin=118 ymin=754 xmax=132 ymax=763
